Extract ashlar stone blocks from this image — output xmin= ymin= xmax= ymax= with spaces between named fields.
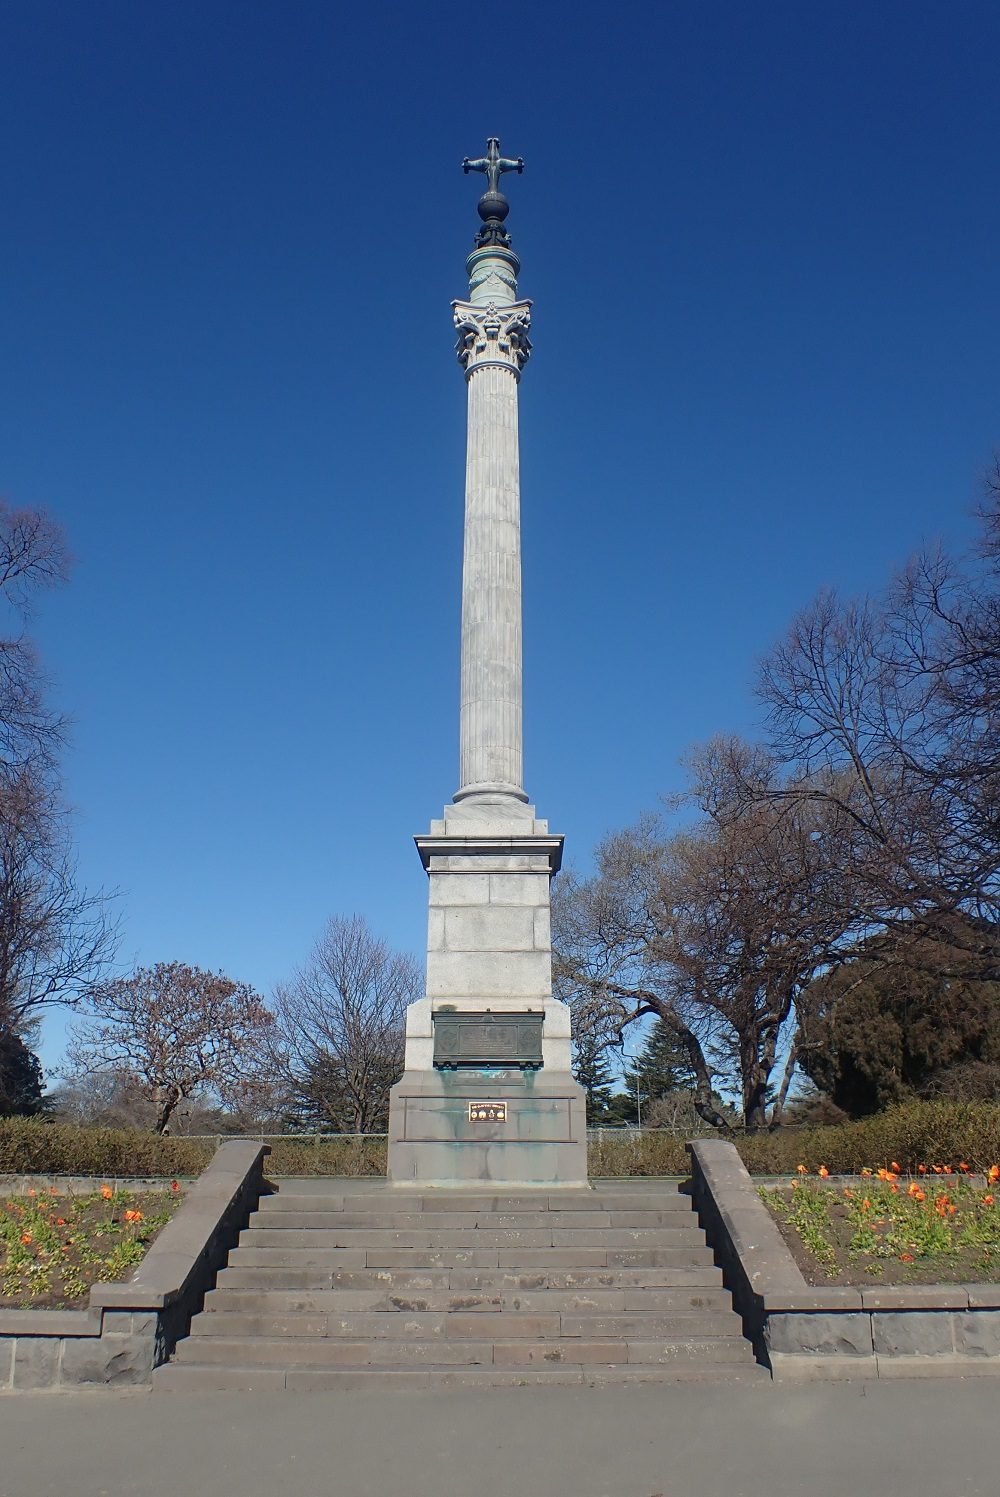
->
xmin=388 ymin=798 xmax=586 ymax=1186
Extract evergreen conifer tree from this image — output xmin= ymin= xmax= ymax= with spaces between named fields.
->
xmin=571 ymin=1031 xmax=615 ymax=1125
xmin=622 ymin=1020 xmax=695 ymax=1118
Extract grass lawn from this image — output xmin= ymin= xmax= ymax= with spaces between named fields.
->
xmin=1 ymin=1185 xmax=183 ymax=1309
xmin=762 ymin=1165 xmax=1000 ymax=1286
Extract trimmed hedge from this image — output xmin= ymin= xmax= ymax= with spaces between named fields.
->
xmin=591 ymin=1101 xmax=1000 ymax=1178
xmin=0 ymin=1121 xmax=388 ymax=1178
xmin=0 ymin=1120 xmax=215 ymax=1177
xmin=3 ymin=1102 xmax=1000 ymax=1180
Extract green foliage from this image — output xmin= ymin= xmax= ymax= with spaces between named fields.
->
xmin=589 ymin=1101 xmax=1000 ymax=1177
xmin=571 ymin=1032 xmax=615 ymax=1124
xmin=0 ymin=1119 xmax=215 ymax=1176
xmin=1 ymin=1187 xmax=180 ymax=1307
xmin=798 ymin=939 xmax=1000 ymax=1117
xmin=285 ymin=1052 xmax=397 ymax=1135
xmin=4 ymin=1100 xmax=1000 ymax=1180
xmin=623 ymin=1020 xmax=694 ymax=1114
xmin=762 ymin=1176 xmax=1000 ymax=1281
xmin=766 ymin=1183 xmax=838 ymax=1271
xmin=266 ymin=1136 xmax=389 ymax=1175
xmin=0 ymin=1029 xmax=46 ymax=1117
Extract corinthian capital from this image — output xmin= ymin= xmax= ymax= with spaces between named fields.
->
xmin=453 ymin=299 xmax=532 ymax=378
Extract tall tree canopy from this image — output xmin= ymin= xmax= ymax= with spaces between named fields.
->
xmin=554 ymin=741 xmax=857 ymax=1131
xmin=67 ymin=962 xmax=274 ymax=1134
xmin=270 ymin=915 xmax=418 ymax=1134
xmin=0 ymin=502 xmax=116 ymax=1040
xmin=798 ymin=930 xmax=1000 ymax=1117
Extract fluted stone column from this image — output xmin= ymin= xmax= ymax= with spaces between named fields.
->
xmin=386 ymin=142 xmax=587 ymax=1187
xmin=454 ymin=285 xmax=531 ymax=803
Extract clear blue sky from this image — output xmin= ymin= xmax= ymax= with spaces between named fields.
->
xmin=2 ymin=2 xmax=997 ymax=1072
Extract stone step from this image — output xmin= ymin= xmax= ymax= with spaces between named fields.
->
xmin=171 ymin=1335 xmax=754 ymax=1369
xmin=256 ymin=1193 xmax=694 ymax=1216
xmin=225 ymin=1245 xmax=718 ymax=1271
xmin=248 ymin=1209 xmax=695 ymax=1230
xmin=216 ymin=1263 xmax=723 ymax=1291
xmin=238 ymin=1226 xmax=704 ymax=1249
xmin=192 ymin=1307 xmax=742 ymax=1340
xmin=154 ymin=1361 xmax=767 ymax=1392
xmin=204 ymin=1286 xmax=733 ymax=1314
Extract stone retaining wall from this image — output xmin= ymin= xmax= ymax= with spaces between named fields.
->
xmin=689 ymin=1139 xmax=1000 ymax=1381
xmin=0 ymin=1140 xmax=269 ymax=1390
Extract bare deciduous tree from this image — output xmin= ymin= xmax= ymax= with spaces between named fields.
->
xmin=758 ymin=481 xmax=1000 ymax=977
xmin=270 ymin=915 xmax=419 ymax=1133
xmin=554 ymin=740 xmax=858 ymax=1132
xmin=67 ymin=962 xmax=275 ymax=1133
xmin=0 ymin=767 xmax=117 ymax=1026
xmin=0 ymin=501 xmax=69 ymax=776
xmin=0 ymin=503 xmax=116 ymax=1038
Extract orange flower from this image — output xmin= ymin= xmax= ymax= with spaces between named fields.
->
xmin=907 ymin=1182 xmax=921 ymax=1197
xmin=899 ymin=1253 xmax=915 ymax=1262
xmin=988 ymin=1165 xmax=999 ymax=1183
xmin=943 ymin=1166 xmax=954 ymax=1176
xmin=890 ymin=1184 xmax=899 ymax=1194
xmin=959 ymin=1162 xmax=970 ymax=1173
xmin=20 ymin=1232 xmax=32 ymax=1244
xmin=818 ymin=1166 xmax=829 ymax=1179
xmin=861 ymin=1168 xmax=872 ymax=1178
xmin=983 ymin=1195 xmax=995 ymax=1207
xmin=101 ymin=1185 xmax=113 ymax=1200
xmin=891 ymin=1162 xmax=901 ymax=1173
xmin=123 ymin=1209 xmax=144 ymax=1224
xmin=948 ymin=1204 xmax=957 ymax=1216
xmin=791 ymin=1180 xmax=799 ymax=1190
xmin=932 ymin=1165 xmax=943 ymax=1174
xmin=27 ymin=1188 xmax=36 ymax=1198
xmin=913 ymin=1189 xmax=925 ymax=1202
xmin=796 ymin=1164 xmax=808 ymax=1175
xmin=917 ymin=1165 xmax=927 ymax=1175
xmin=843 ymin=1187 xmax=854 ymax=1198
xmin=56 ymin=1217 xmax=66 ymax=1226
xmin=861 ymin=1198 xmax=872 ymax=1211
xmin=171 ymin=1180 xmax=180 ymax=1192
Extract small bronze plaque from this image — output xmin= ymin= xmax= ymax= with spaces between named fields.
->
xmin=468 ymin=1101 xmax=507 ymax=1123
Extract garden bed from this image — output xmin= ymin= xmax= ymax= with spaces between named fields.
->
xmin=762 ymin=1166 xmax=1000 ymax=1287
xmin=1 ymin=1184 xmax=183 ymax=1309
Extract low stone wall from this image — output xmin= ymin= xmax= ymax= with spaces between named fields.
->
xmin=689 ymin=1139 xmax=1000 ymax=1381
xmin=0 ymin=1140 xmax=269 ymax=1390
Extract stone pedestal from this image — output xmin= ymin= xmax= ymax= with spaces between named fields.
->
xmin=387 ymin=798 xmax=588 ymax=1187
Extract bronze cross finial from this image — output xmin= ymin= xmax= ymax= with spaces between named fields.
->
xmin=463 ymin=137 xmax=524 ymax=194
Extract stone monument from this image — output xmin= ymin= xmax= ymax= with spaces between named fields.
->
xmin=387 ymin=140 xmax=588 ymax=1187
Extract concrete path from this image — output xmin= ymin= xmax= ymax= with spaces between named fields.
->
xmin=1 ymin=1378 xmax=998 ymax=1497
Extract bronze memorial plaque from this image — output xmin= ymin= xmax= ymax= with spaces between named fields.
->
xmin=432 ymin=1010 xmax=544 ymax=1069
xmin=468 ymin=1101 xmax=507 ymax=1123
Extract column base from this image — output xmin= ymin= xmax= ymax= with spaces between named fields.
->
xmin=387 ymin=1069 xmax=588 ymax=1188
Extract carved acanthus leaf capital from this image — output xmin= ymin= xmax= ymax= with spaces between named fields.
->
xmin=453 ymin=299 xmax=532 ymax=378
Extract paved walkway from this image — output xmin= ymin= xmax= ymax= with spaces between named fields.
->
xmin=1 ymin=1378 xmax=997 ymax=1497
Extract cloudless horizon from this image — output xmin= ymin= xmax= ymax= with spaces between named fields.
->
xmin=2 ymin=2 xmax=997 ymax=1074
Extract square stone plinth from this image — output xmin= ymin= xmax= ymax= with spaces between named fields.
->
xmin=387 ymin=1070 xmax=587 ymax=1187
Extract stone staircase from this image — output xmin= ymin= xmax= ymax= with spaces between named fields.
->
xmin=154 ymin=1178 xmax=764 ymax=1390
